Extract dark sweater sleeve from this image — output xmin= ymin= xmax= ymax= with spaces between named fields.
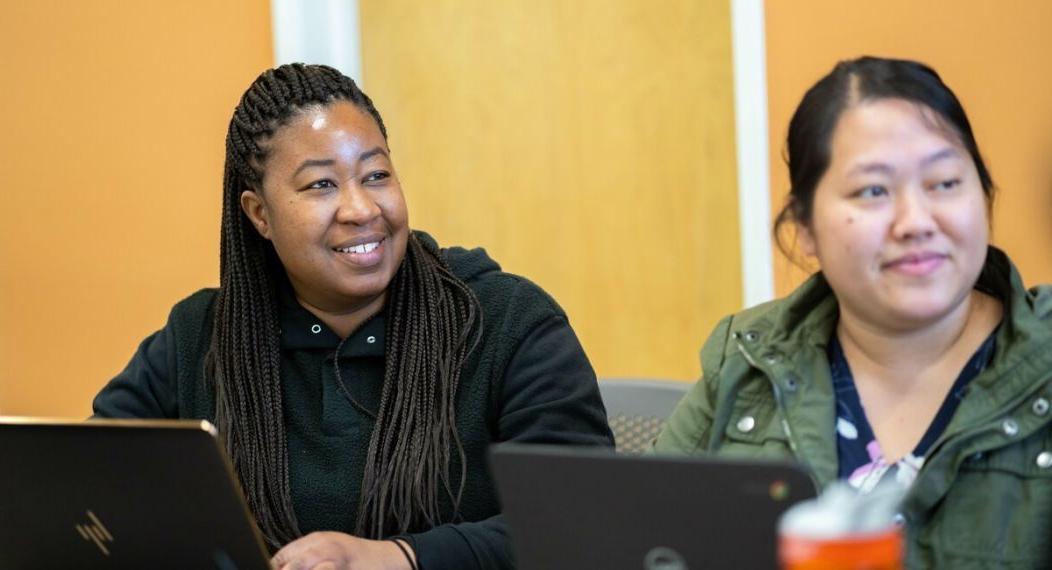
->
xmin=407 ymin=315 xmax=614 ymax=569
xmin=92 ymin=325 xmax=179 ymax=419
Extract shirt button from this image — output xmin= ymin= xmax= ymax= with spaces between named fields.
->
xmin=1002 ymin=418 xmax=1020 ymax=437
xmin=1033 ymin=398 xmax=1050 ymax=416
xmin=310 ymin=324 xmax=322 ymax=334
xmin=736 ymin=416 xmax=756 ymax=433
xmin=366 ymin=335 xmax=376 ymax=344
xmin=1037 ymin=451 xmax=1052 ymax=469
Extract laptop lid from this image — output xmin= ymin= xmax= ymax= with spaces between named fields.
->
xmin=490 ymin=443 xmax=817 ymax=570
xmin=0 ymin=418 xmax=271 ymax=570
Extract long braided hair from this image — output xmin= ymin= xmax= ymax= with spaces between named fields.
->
xmin=206 ymin=63 xmax=482 ymax=547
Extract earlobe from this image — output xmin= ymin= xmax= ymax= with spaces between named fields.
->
xmin=239 ymin=190 xmax=271 ymax=239
xmin=796 ymin=224 xmax=817 ymax=258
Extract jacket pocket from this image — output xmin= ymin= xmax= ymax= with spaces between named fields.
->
xmin=718 ymin=395 xmax=792 ymax=459
xmin=914 ymin=428 xmax=1052 ymax=568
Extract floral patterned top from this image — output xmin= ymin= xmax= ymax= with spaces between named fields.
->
xmin=830 ymin=332 xmax=998 ymax=493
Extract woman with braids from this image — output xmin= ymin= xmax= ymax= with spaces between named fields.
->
xmin=93 ymin=63 xmax=613 ymax=569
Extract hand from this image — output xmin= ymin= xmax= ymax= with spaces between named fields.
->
xmin=271 ymin=531 xmax=416 ymax=570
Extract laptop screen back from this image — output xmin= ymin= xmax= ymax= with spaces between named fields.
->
xmin=0 ymin=418 xmax=271 ymax=570
xmin=490 ymin=444 xmax=816 ymax=570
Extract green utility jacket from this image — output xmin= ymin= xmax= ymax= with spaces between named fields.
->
xmin=655 ymin=247 xmax=1052 ymax=568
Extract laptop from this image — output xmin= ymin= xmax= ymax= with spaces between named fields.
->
xmin=490 ymin=444 xmax=817 ymax=570
xmin=0 ymin=417 xmax=271 ymax=570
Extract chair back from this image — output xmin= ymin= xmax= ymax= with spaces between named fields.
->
xmin=598 ymin=378 xmax=690 ymax=454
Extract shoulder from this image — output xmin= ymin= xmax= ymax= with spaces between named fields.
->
xmin=989 ymin=247 xmax=1052 ymax=334
xmin=656 ymin=302 xmax=793 ymax=454
xmin=699 ymin=297 xmax=788 ymax=379
xmin=163 ymin=288 xmax=220 ymax=350
xmin=459 ymin=259 xmax=563 ymax=322
xmin=700 ymin=274 xmax=837 ymax=381
xmin=1030 ymin=286 xmax=1052 ymax=321
xmin=168 ymin=288 xmax=219 ymax=323
xmin=419 ymin=231 xmax=566 ymax=325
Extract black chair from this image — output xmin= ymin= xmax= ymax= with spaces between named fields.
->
xmin=598 ymin=378 xmax=690 ymax=454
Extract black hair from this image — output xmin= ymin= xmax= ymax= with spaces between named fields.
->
xmin=774 ymin=56 xmax=995 ymax=255
xmin=207 ymin=63 xmax=481 ymax=546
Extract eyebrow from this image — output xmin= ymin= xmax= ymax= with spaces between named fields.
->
xmin=846 ymin=147 xmax=961 ymax=177
xmin=359 ymin=146 xmax=389 ymax=162
xmin=291 ymin=159 xmax=335 ymax=180
xmin=919 ymin=147 xmax=960 ymax=168
xmin=847 ymin=162 xmax=894 ymax=176
xmin=289 ymin=147 xmax=390 ymax=180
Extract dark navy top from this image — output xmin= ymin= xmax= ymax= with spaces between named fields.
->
xmin=830 ymin=331 xmax=997 ymax=492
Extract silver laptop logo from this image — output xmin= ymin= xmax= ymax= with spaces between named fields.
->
xmin=645 ymin=546 xmax=688 ymax=570
xmin=75 ymin=510 xmax=114 ymax=556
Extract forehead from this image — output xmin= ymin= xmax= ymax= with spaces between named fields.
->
xmin=265 ymin=100 xmax=386 ymax=163
xmin=828 ymin=98 xmax=964 ymax=169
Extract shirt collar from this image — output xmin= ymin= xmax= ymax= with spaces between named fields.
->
xmin=276 ymin=280 xmax=386 ymax=357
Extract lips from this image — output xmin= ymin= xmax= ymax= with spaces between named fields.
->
xmin=335 ymin=241 xmax=380 ymax=254
xmin=882 ymin=251 xmax=948 ymax=277
xmin=332 ymin=236 xmax=386 ymax=268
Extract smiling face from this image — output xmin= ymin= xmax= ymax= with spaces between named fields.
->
xmin=798 ymin=97 xmax=989 ymax=332
xmin=239 ymin=100 xmax=409 ymax=315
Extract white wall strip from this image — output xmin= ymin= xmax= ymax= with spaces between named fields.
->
xmin=730 ymin=0 xmax=775 ymax=307
xmin=270 ymin=0 xmax=363 ymax=83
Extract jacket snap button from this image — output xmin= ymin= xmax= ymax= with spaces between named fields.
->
xmin=1002 ymin=418 xmax=1020 ymax=437
xmin=1033 ymin=398 xmax=1050 ymax=416
xmin=1037 ymin=452 xmax=1052 ymax=469
xmin=737 ymin=416 xmax=756 ymax=433
xmin=310 ymin=324 xmax=322 ymax=334
xmin=366 ymin=335 xmax=376 ymax=344
xmin=784 ymin=375 xmax=799 ymax=392
xmin=762 ymin=352 xmax=782 ymax=365
xmin=744 ymin=331 xmax=759 ymax=342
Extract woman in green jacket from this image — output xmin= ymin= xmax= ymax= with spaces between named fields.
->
xmin=656 ymin=56 xmax=1052 ymax=568
xmin=93 ymin=63 xmax=613 ymax=570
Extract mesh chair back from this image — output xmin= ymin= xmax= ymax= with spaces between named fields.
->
xmin=598 ymin=379 xmax=690 ymax=454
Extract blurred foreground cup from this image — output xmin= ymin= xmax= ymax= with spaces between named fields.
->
xmin=778 ymin=481 xmax=904 ymax=570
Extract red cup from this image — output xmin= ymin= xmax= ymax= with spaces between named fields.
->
xmin=779 ymin=526 xmax=903 ymax=569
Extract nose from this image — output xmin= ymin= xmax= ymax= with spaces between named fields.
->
xmin=335 ymin=183 xmax=381 ymax=225
xmin=891 ymin=187 xmax=936 ymax=242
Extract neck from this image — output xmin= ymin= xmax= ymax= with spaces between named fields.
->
xmin=836 ymin=291 xmax=998 ymax=387
xmin=295 ymin=292 xmax=387 ymax=339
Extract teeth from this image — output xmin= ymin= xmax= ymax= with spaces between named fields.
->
xmin=338 ymin=241 xmax=380 ymax=254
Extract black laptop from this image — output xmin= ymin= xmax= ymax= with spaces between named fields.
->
xmin=490 ymin=444 xmax=817 ymax=570
xmin=0 ymin=418 xmax=271 ymax=570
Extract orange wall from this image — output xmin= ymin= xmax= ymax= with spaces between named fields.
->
xmin=767 ymin=1 xmax=1052 ymax=295
xmin=0 ymin=1 xmax=272 ymax=417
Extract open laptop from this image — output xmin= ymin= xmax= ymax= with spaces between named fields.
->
xmin=0 ymin=418 xmax=271 ymax=570
xmin=490 ymin=444 xmax=817 ymax=570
